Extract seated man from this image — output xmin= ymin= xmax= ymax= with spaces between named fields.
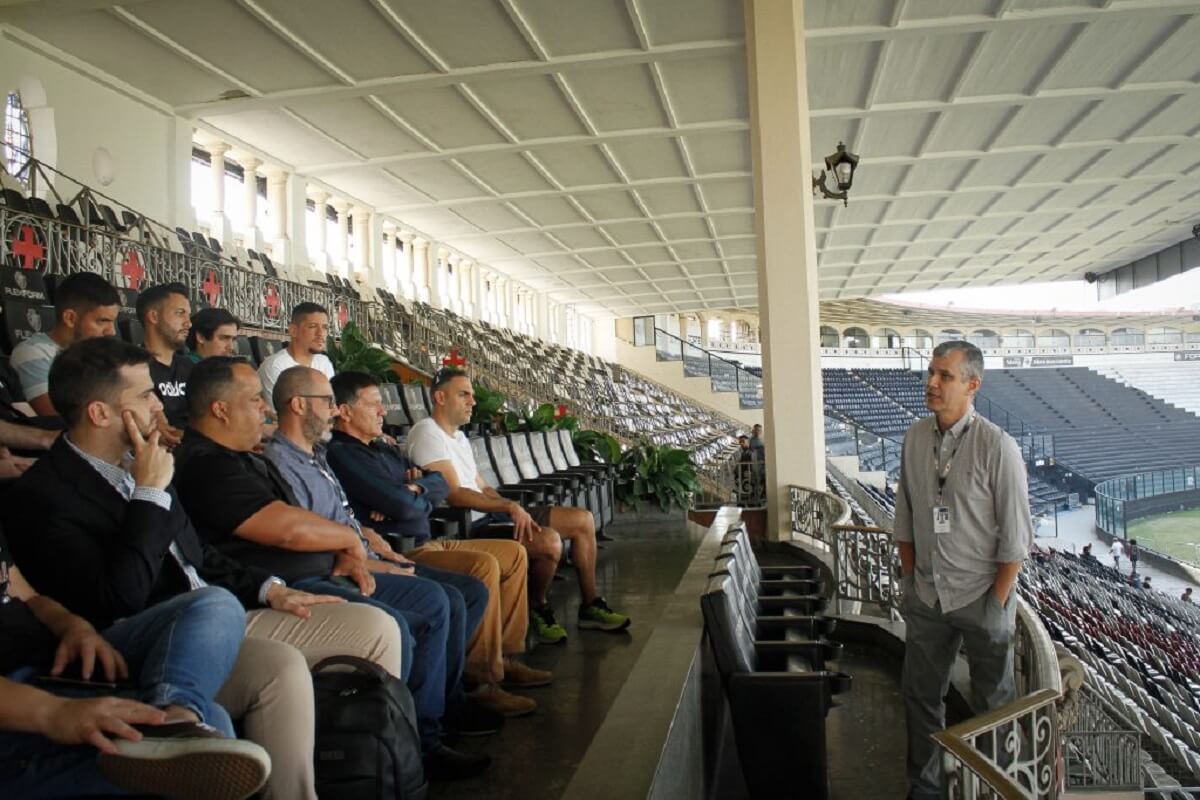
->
xmin=0 ymin=523 xmax=270 ymax=798
xmin=267 ymin=367 xmax=548 ymax=716
xmin=257 ymin=302 xmax=334 ymax=401
xmin=174 ymin=356 xmax=490 ymax=779
xmin=187 ymin=307 xmax=240 ymax=361
xmin=3 ymin=337 xmax=404 ymax=800
xmin=137 ymin=283 xmax=194 ymax=446
xmin=11 ymin=271 xmax=119 ymax=416
xmin=407 ymin=369 xmax=629 ymax=643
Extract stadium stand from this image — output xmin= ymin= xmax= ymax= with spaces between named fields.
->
xmin=1095 ymin=362 xmax=1200 ymax=418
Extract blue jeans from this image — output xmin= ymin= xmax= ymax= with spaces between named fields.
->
xmin=0 ymin=587 xmax=246 ymax=797
xmin=296 ymin=567 xmax=485 ymax=751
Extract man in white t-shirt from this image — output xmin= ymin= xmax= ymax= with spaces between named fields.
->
xmin=1110 ymin=539 xmax=1124 ymax=572
xmin=257 ymin=303 xmax=335 ymax=402
xmin=407 ymin=369 xmax=630 ymax=644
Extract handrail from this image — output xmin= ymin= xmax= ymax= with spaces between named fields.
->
xmin=653 ymin=325 xmax=755 ymax=374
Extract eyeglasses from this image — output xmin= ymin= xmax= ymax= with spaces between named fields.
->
xmin=296 ymin=394 xmax=336 ymax=405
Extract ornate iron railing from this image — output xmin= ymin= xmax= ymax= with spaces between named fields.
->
xmin=1062 ymin=731 xmax=1141 ymax=791
xmin=694 ymin=456 xmax=767 ymax=510
xmin=934 ymin=689 xmax=1060 ymax=800
xmin=787 ymin=484 xmax=851 ymax=549
xmin=831 ymin=523 xmax=899 ymax=616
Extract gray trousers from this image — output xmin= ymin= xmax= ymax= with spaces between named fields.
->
xmin=900 ymin=582 xmax=1017 ymax=800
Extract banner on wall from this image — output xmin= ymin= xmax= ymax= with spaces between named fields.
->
xmin=1003 ymin=356 xmax=1024 ymax=368
xmin=1029 ymin=355 xmax=1074 ymax=367
xmin=1173 ymin=352 xmax=1200 ymax=362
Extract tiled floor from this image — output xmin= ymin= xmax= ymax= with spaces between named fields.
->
xmin=431 ymin=514 xmax=705 ymax=800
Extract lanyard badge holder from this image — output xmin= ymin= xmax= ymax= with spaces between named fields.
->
xmin=932 ymin=413 xmax=975 ymax=535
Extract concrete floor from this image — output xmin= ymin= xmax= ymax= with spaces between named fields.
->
xmin=826 ymin=644 xmax=909 ymax=800
xmin=430 ymin=513 xmax=706 ymax=800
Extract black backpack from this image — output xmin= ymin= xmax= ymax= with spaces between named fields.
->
xmin=312 ymin=655 xmax=428 ymax=800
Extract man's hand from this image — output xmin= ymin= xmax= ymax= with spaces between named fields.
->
xmin=124 ymin=412 xmax=174 ymax=490
xmin=507 ymin=501 xmax=539 ymax=545
xmin=40 ymin=695 xmax=167 ymax=754
xmin=405 ymin=467 xmax=422 ymax=481
xmin=0 ymin=449 xmax=34 ymax=480
xmin=362 ymin=528 xmax=411 ymax=565
xmin=379 ymin=433 xmax=399 ymax=447
xmin=52 ymin=619 xmax=128 ymax=683
xmin=333 ymin=549 xmax=376 ymax=596
xmin=368 ymin=510 xmax=387 ymax=522
xmin=152 ymin=411 xmax=184 ymax=449
xmin=265 ymin=584 xmax=345 ymax=619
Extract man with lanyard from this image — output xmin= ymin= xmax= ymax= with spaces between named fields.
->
xmin=894 ymin=341 xmax=1033 ymax=800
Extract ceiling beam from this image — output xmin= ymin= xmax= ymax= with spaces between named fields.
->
xmin=174 ymin=39 xmax=743 ymax=117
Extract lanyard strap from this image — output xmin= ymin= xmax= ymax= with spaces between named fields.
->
xmin=934 ymin=412 xmax=975 ymax=502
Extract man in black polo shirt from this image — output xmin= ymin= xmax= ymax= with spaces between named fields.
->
xmin=0 ymin=523 xmax=269 ymax=798
xmin=174 ymin=356 xmax=490 ymax=779
xmin=137 ymin=283 xmax=193 ymax=447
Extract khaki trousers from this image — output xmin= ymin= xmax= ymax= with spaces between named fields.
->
xmin=215 ymin=602 xmax=404 ymax=800
xmin=409 ymin=539 xmax=528 ymax=684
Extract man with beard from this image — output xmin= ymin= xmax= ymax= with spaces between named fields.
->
xmin=137 ymin=283 xmax=193 ymax=445
xmin=11 ymin=271 xmax=120 ymax=417
xmin=257 ymin=303 xmax=334 ymax=402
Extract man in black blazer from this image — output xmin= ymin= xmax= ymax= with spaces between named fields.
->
xmin=2 ymin=337 xmax=405 ymax=800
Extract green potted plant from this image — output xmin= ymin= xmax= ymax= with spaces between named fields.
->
xmin=572 ymin=429 xmax=621 ymax=465
xmin=615 ymin=437 xmax=700 ymax=513
xmin=471 ymin=382 xmax=507 ymax=433
xmin=326 ymin=321 xmax=397 ymax=383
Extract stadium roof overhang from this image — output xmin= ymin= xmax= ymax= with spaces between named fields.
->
xmin=3 ymin=0 xmax=1199 ymax=318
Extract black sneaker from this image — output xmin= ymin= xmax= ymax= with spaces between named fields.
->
xmin=424 ymin=744 xmax=492 ymax=780
xmin=444 ymin=696 xmax=505 ymax=736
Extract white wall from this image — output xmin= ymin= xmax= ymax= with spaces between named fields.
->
xmin=0 ymin=33 xmax=179 ymax=223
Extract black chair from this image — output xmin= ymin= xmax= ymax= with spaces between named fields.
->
xmin=701 ymin=572 xmax=850 ymax=800
xmin=98 ymin=204 xmax=128 ymax=234
xmin=249 ymin=336 xmax=281 ymax=365
xmin=1 ymin=188 xmax=29 ymax=213
xmin=536 ymin=430 xmax=610 ymax=525
xmin=25 ymin=196 xmax=54 ymax=219
xmin=400 ymin=383 xmax=430 ymax=425
xmin=0 ymin=299 xmax=55 ymax=355
xmin=234 ymin=335 xmax=254 ymax=363
xmin=481 ymin=435 xmax=555 ymax=504
xmin=380 ymin=383 xmax=412 ymax=435
xmin=118 ymin=317 xmax=144 ymax=347
xmin=56 ymin=204 xmax=84 ymax=227
xmin=0 ymin=265 xmax=48 ymax=304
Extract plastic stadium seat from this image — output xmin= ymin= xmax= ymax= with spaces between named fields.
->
xmin=1 ymin=299 xmax=55 ymax=354
xmin=1 ymin=188 xmax=29 ymax=213
xmin=248 ymin=336 xmax=281 ymax=365
xmin=0 ymin=265 xmax=48 ymax=304
xmin=98 ymin=204 xmax=127 ymax=233
xmin=25 ymin=196 xmax=54 ymax=219
xmin=56 ymin=204 xmax=84 ymax=227
xmin=118 ymin=317 xmax=144 ymax=347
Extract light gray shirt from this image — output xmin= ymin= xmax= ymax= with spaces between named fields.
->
xmin=893 ymin=409 xmax=1033 ymax=613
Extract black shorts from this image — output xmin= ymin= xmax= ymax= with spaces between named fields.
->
xmin=469 ymin=505 xmax=552 ymax=535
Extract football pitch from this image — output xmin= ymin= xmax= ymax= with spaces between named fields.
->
xmin=1124 ymin=508 xmax=1200 ymax=567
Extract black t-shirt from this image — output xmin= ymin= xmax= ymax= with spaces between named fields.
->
xmin=174 ymin=429 xmax=336 ymax=582
xmin=150 ymin=352 xmax=193 ymax=428
xmin=0 ymin=525 xmax=57 ymax=675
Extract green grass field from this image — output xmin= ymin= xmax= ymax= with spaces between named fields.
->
xmin=1124 ymin=508 xmax=1200 ymax=567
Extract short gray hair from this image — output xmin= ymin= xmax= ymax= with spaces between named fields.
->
xmin=932 ymin=340 xmax=984 ymax=381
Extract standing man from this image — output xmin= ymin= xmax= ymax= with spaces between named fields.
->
xmin=11 ymin=271 xmax=120 ymax=416
xmin=894 ymin=341 xmax=1033 ymax=800
xmin=1127 ymin=539 xmax=1140 ymax=577
xmin=257 ymin=303 xmax=334 ymax=401
xmin=748 ymin=423 xmax=766 ymax=462
xmin=1110 ymin=539 xmax=1124 ymax=573
xmin=137 ymin=283 xmax=193 ymax=444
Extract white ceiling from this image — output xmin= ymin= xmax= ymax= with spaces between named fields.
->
xmin=3 ymin=0 xmax=1200 ymax=319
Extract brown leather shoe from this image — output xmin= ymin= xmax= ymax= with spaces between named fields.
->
xmin=469 ymin=683 xmax=537 ymax=717
xmin=502 ymin=658 xmax=554 ymax=689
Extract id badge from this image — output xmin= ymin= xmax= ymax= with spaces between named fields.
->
xmin=933 ymin=506 xmax=951 ymax=535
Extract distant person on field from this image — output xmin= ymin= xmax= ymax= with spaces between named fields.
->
xmin=893 ymin=341 xmax=1032 ymax=800
xmin=1127 ymin=539 xmax=1139 ymax=576
xmin=1110 ymin=539 xmax=1124 ymax=572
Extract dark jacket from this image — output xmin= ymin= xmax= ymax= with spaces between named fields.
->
xmin=326 ymin=430 xmax=450 ymax=546
xmin=1 ymin=437 xmax=269 ymax=629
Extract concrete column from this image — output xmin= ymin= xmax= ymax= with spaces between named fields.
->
xmin=264 ymin=166 xmax=288 ymax=263
xmin=399 ymin=231 xmax=416 ymax=299
xmin=698 ymin=312 xmax=710 ymax=349
xmin=284 ymin=173 xmax=308 ymax=268
xmin=471 ymin=263 xmax=484 ymax=320
xmin=208 ymin=142 xmax=230 ymax=244
xmin=332 ymin=200 xmax=350 ymax=277
xmin=677 ymin=313 xmax=689 ymax=343
xmin=430 ymin=247 xmax=447 ymax=309
xmin=382 ymin=222 xmax=397 ymax=290
xmin=309 ymin=190 xmax=329 ymax=272
xmin=746 ymin=0 xmax=825 ymax=540
xmin=240 ymin=157 xmax=261 ymax=250
xmin=536 ymin=293 xmax=549 ymax=341
xmin=459 ymin=260 xmax=474 ymax=318
xmin=166 ymin=118 xmax=195 ymax=231
xmin=351 ymin=206 xmax=370 ymax=283
xmin=412 ymin=238 xmax=430 ymax=303
xmin=446 ymin=255 xmax=462 ymax=314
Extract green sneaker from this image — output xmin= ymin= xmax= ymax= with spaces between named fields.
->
xmin=531 ymin=605 xmax=568 ymax=645
xmin=578 ymin=597 xmax=631 ymax=632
